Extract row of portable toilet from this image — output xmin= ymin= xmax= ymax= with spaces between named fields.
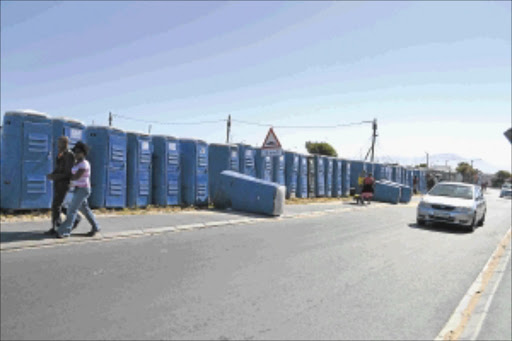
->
xmin=0 ymin=110 xmax=427 ymax=210
xmin=0 ymin=111 xmax=208 ymax=210
xmin=349 ymin=160 xmax=427 ymax=194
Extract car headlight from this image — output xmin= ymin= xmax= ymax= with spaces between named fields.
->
xmin=458 ymin=207 xmax=474 ymax=213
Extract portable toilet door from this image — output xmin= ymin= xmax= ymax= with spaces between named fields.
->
xmin=179 ymin=139 xmax=209 ymax=207
xmin=314 ymin=155 xmax=325 ymax=197
xmin=323 ymin=157 xmax=333 ymax=197
xmin=208 ymin=143 xmax=239 ymax=203
xmin=296 ymin=154 xmax=308 ymax=198
xmin=255 ymin=148 xmax=273 ymax=182
xmin=393 ymin=166 xmax=402 ymax=184
xmin=51 ymin=117 xmax=85 ymax=161
xmin=341 ymin=160 xmax=351 ymax=196
xmin=349 ymin=160 xmax=363 ymax=189
xmin=273 ymin=154 xmax=285 ymax=185
xmin=1 ymin=110 xmax=53 ymax=210
xmin=307 ymin=156 xmax=316 ymax=198
xmin=126 ymin=132 xmax=152 ymax=208
xmin=85 ymin=126 xmax=127 ymax=208
xmin=332 ymin=159 xmax=342 ymax=197
xmin=151 ymin=135 xmax=181 ymax=206
xmin=284 ymin=152 xmax=299 ymax=199
xmin=238 ymin=144 xmax=256 ymax=178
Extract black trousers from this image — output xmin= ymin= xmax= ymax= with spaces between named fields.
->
xmin=51 ymin=183 xmax=69 ymax=229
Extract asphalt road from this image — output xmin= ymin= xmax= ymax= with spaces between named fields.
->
xmin=1 ymin=190 xmax=510 ymax=340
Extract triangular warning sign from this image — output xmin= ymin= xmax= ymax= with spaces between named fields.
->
xmin=262 ymin=127 xmax=282 ymax=149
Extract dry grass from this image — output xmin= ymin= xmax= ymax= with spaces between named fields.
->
xmin=286 ymin=196 xmax=353 ymax=205
xmin=0 ymin=204 xmax=214 ymax=223
xmin=1 ymin=196 xmax=360 ymax=223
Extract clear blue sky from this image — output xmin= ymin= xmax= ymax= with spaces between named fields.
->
xmin=1 ymin=1 xmax=510 ymax=172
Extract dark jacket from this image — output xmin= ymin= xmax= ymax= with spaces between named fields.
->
xmin=51 ymin=150 xmax=75 ymax=185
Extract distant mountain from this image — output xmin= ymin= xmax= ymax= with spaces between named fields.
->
xmin=373 ymin=153 xmax=500 ymax=174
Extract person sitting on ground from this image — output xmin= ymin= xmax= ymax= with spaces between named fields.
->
xmin=361 ymin=172 xmax=375 ymax=205
xmin=357 ymin=170 xmax=367 ymax=205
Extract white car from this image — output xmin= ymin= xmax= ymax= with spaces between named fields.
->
xmin=500 ymin=183 xmax=512 ymax=198
xmin=416 ymin=182 xmax=486 ymax=232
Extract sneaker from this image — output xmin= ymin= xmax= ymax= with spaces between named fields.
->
xmin=86 ymin=230 xmax=99 ymax=237
xmin=44 ymin=228 xmax=57 ymax=235
xmin=56 ymin=233 xmax=70 ymax=239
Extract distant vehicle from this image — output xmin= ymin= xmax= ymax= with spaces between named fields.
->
xmin=500 ymin=183 xmax=512 ymax=198
xmin=416 ymin=182 xmax=486 ymax=232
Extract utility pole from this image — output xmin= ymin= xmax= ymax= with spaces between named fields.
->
xmin=226 ymin=114 xmax=231 ymax=144
xmin=109 ymin=112 xmax=113 ymax=127
xmin=425 ymin=152 xmax=429 ymax=168
xmin=370 ymin=118 xmax=377 ymax=162
xmin=364 ymin=118 xmax=378 ymax=162
xmin=148 ymin=124 xmax=152 ymax=135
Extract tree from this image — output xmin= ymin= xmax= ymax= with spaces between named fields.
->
xmin=415 ymin=163 xmax=427 ymax=168
xmin=305 ymin=141 xmax=338 ymax=157
xmin=491 ymin=170 xmax=512 ymax=188
xmin=456 ymin=162 xmax=478 ymax=183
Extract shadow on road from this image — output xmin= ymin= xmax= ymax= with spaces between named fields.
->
xmin=0 ymin=231 xmax=55 ymax=244
xmin=408 ymin=223 xmax=471 ymax=234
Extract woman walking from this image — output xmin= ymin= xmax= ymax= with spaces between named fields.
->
xmin=56 ymin=141 xmax=100 ymax=238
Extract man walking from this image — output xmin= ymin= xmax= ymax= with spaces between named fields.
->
xmin=45 ymin=136 xmax=81 ymax=235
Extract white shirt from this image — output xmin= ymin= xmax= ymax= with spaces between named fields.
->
xmin=70 ymin=160 xmax=91 ymax=188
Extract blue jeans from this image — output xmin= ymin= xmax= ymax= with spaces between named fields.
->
xmin=57 ymin=187 xmax=100 ymax=236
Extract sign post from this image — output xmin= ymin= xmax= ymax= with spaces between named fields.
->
xmin=261 ymin=127 xmax=282 ymax=157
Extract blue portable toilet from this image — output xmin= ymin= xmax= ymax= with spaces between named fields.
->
xmin=151 ymin=135 xmax=181 ymax=206
xmin=179 ymin=138 xmax=209 ymax=207
xmin=332 ymin=158 xmax=342 ymax=197
xmin=392 ymin=166 xmax=402 ymax=184
xmin=314 ymin=155 xmax=325 ymax=197
xmin=374 ymin=163 xmax=382 ymax=180
xmin=1 ymin=110 xmax=53 ymax=210
xmin=214 ymin=171 xmax=285 ymax=216
xmin=126 ymin=132 xmax=152 ymax=208
xmin=51 ymin=117 xmax=85 ymax=162
xmin=374 ymin=180 xmax=401 ymax=204
xmin=350 ymin=160 xmax=363 ymax=188
xmin=399 ymin=184 xmax=412 ymax=203
xmin=237 ymin=144 xmax=256 ymax=178
xmin=284 ymin=151 xmax=299 ymax=199
xmin=85 ymin=126 xmax=127 ymax=208
xmin=296 ymin=154 xmax=308 ymax=198
xmin=323 ymin=156 xmax=333 ymax=197
xmin=208 ymin=143 xmax=239 ymax=203
xmin=273 ymin=154 xmax=285 ymax=186
xmin=341 ymin=159 xmax=351 ymax=196
xmin=255 ymin=148 xmax=273 ymax=182
xmin=419 ymin=169 xmax=427 ymax=193
xmin=307 ymin=156 xmax=316 ymax=198
xmin=349 ymin=160 xmax=372 ymax=189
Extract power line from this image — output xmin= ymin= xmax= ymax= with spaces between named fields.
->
xmin=231 ymin=119 xmax=372 ymax=129
xmin=113 ymin=113 xmax=226 ymax=126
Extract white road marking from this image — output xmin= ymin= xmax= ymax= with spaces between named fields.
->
xmin=435 ymin=228 xmax=512 ymax=341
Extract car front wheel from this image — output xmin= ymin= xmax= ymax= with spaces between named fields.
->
xmin=477 ymin=210 xmax=486 ymax=227
xmin=416 ymin=218 xmax=425 ymax=226
xmin=467 ymin=214 xmax=476 ymax=233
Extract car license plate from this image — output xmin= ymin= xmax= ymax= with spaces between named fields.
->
xmin=435 ymin=212 xmax=450 ymax=219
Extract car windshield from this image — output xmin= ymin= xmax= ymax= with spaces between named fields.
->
xmin=503 ymin=184 xmax=512 ymax=189
xmin=429 ymin=184 xmax=474 ymax=199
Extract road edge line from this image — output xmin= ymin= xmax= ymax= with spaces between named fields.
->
xmin=434 ymin=227 xmax=512 ymax=341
